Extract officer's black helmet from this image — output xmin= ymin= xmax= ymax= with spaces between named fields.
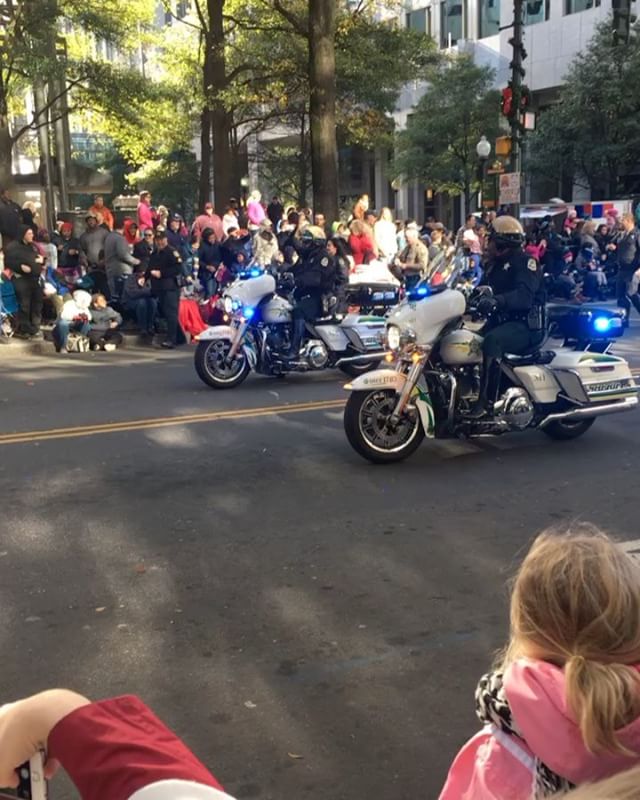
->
xmin=299 ymin=225 xmax=327 ymax=251
xmin=488 ymin=215 xmax=525 ymax=249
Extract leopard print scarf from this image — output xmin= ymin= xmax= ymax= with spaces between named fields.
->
xmin=475 ymin=671 xmax=575 ymax=798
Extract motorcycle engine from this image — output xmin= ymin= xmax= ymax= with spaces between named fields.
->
xmin=266 ymin=325 xmax=290 ymax=354
xmin=301 ymin=339 xmax=329 ymax=369
xmin=493 ymin=387 xmax=534 ymax=430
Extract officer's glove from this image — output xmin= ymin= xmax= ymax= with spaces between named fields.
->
xmin=476 ymin=296 xmax=498 ymax=317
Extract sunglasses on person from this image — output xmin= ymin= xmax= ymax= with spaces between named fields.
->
xmin=144 ymin=233 xmax=154 ymax=238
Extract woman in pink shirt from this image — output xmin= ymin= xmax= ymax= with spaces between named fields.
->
xmin=247 ymin=190 xmax=266 ymax=230
xmin=440 ymin=524 xmax=640 ymax=800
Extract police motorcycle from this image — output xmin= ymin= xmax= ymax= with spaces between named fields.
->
xmin=342 ymin=257 xmax=638 ymax=464
xmin=194 ymin=254 xmax=390 ymax=390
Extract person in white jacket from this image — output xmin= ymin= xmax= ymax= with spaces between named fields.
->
xmin=0 ymin=688 xmax=235 ymax=800
xmin=373 ymin=208 xmax=398 ymax=264
xmin=52 ymin=290 xmax=92 ymax=353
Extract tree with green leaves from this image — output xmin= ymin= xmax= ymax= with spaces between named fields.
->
xmin=0 ymin=0 xmax=190 ymax=192
xmin=169 ymin=0 xmax=437 ymax=217
xmin=527 ymin=18 xmax=640 ymax=199
xmin=393 ymin=55 xmax=501 ymax=212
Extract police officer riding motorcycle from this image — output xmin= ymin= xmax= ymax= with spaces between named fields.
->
xmin=470 ymin=216 xmax=545 ymax=417
xmin=285 ymin=225 xmax=338 ymax=360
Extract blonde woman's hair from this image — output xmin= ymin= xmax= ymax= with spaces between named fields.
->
xmin=555 ymin=765 xmax=640 ymax=800
xmin=582 ymin=221 xmax=597 ymax=236
xmin=350 ymin=219 xmax=366 ymax=236
xmin=505 ymin=524 xmax=640 ymax=754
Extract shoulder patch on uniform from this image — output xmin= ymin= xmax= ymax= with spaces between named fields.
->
xmin=527 ymin=258 xmax=537 ymax=271
xmin=321 ymin=257 xmax=329 ymax=267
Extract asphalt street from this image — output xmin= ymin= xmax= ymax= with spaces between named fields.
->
xmin=1 ymin=328 xmax=640 ymax=800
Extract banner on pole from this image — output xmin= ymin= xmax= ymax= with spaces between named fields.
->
xmin=499 ymin=172 xmax=521 ymax=205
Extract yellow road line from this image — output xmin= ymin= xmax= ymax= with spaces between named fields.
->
xmin=0 ymin=399 xmax=346 ymax=446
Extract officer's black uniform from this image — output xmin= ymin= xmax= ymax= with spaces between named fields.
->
xmin=285 ymin=241 xmax=330 ymax=358
xmin=613 ymin=226 xmax=640 ymax=321
xmin=482 ymin=249 xmax=545 ymax=360
xmin=148 ymin=244 xmax=183 ymax=347
xmin=469 ymin=245 xmax=545 ymax=417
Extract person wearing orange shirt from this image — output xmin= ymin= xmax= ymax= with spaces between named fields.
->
xmin=88 ymin=196 xmax=115 ymax=231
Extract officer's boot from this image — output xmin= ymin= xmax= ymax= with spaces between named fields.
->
xmin=283 ymin=316 xmax=306 ymax=362
xmin=467 ymin=357 xmax=496 ymax=419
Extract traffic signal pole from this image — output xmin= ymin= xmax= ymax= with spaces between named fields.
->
xmin=613 ymin=0 xmax=633 ymax=43
xmin=507 ymin=0 xmax=525 ymax=215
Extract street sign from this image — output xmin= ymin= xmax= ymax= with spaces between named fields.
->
xmin=487 ymin=162 xmax=505 ymax=175
xmin=499 ymin=172 xmax=521 ymax=205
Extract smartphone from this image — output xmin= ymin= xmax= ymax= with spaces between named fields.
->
xmin=16 ymin=752 xmax=47 ymax=800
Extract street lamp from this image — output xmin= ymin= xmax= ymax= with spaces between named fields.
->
xmin=476 ymin=135 xmax=491 ymax=212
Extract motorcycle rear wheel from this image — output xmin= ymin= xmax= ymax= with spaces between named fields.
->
xmin=339 ymin=358 xmax=380 ymax=378
xmin=344 ymin=389 xmax=424 ymax=464
xmin=195 ymin=339 xmax=250 ymax=389
xmin=542 ymin=417 xmax=595 ymax=440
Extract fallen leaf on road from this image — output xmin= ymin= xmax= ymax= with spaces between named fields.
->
xmin=244 ymin=701 xmax=257 ymax=709
xmin=95 ymin=607 xmax=106 ymax=613
xmin=287 ymin=753 xmax=304 ymax=760
xmin=134 ymin=564 xmax=146 ymax=574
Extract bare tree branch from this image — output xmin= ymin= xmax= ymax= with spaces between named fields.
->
xmin=266 ymin=0 xmax=308 ymax=36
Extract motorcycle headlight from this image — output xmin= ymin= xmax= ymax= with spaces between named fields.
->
xmin=223 ymin=296 xmax=233 ymax=314
xmin=386 ymin=325 xmax=401 ymax=351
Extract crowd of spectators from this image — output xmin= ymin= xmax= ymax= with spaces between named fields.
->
xmin=0 ymin=187 xmax=462 ymax=354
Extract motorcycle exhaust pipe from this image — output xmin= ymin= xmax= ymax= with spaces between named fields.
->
xmin=539 ymin=396 xmax=639 ymax=428
xmin=335 ymin=351 xmax=387 ymax=367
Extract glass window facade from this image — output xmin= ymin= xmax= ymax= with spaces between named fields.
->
xmin=406 ymin=8 xmax=428 ymax=33
xmin=565 ymin=0 xmax=600 ymax=13
xmin=478 ymin=0 xmax=500 ymax=37
xmin=523 ymin=0 xmax=550 ymax=24
xmin=440 ymin=0 xmax=465 ymax=46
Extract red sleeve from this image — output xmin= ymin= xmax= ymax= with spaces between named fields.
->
xmin=349 ymin=235 xmax=362 ymax=264
xmin=48 ymin=695 xmax=225 ymax=800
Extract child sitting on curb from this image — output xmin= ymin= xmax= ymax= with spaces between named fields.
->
xmin=89 ymin=293 xmax=123 ymax=351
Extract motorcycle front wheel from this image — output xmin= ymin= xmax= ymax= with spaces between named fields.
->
xmin=195 ymin=339 xmax=250 ymax=389
xmin=344 ymin=389 xmax=425 ymax=464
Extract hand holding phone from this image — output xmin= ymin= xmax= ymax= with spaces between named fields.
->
xmin=16 ymin=751 xmax=47 ymax=800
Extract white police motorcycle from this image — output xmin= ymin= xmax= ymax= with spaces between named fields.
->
xmin=343 ymin=282 xmax=638 ymax=463
xmin=194 ymin=270 xmax=389 ymax=389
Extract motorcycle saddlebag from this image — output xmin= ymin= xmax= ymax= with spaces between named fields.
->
xmin=547 ymin=303 xmax=625 ymax=342
xmin=346 ymin=283 xmax=400 ymax=309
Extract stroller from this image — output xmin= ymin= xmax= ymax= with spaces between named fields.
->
xmin=0 ymin=275 xmax=17 ymax=338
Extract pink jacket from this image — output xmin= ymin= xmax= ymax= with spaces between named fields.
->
xmin=247 ymin=200 xmax=265 ymax=226
xmin=137 ymin=202 xmax=155 ymax=232
xmin=440 ymin=659 xmax=640 ymax=800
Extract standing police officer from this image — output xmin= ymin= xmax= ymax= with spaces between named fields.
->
xmin=470 ymin=215 xmax=545 ymax=417
xmin=148 ymin=230 xmax=183 ymax=349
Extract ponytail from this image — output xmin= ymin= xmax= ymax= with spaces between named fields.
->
xmin=565 ymin=655 xmax=640 ymax=754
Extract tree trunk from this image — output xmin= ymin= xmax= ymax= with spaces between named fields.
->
xmin=0 ymin=119 xmax=13 ymax=190
xmin=207 ymin=0 xmax=234 ymax=212
xmin=198 ymin=107 xmax=212 ymax=209
xmin=308 ymin=0 xmax=338 ymax=223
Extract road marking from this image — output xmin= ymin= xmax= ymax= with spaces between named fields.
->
xmin=0 ymin=399 xmax=346 ymax=446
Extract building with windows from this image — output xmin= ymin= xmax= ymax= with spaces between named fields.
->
xmin=383 ymin=0 xmax=626 ymax=223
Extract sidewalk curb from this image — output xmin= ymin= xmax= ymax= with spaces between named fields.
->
xmin=0 ymin=331 xmax=183 ymax=357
